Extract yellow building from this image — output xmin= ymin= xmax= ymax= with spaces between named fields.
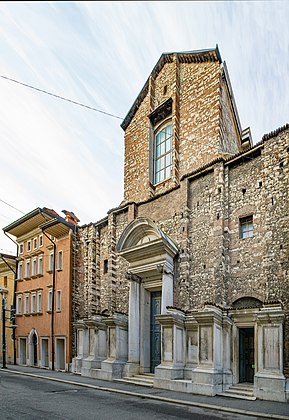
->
xmin=0 ymin=253 xmax=16 ymax=365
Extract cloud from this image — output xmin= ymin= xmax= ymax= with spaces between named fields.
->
xmin=0 ymin=1 xmax=288 ymax=253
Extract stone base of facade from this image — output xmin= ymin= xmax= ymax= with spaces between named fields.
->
xmin=81 ymin=357 xmax=105 ymax=376
xmin=90 ymin=360 xmax=126 ymax=381
xmin=71 ymin=356 xmax=83 ymax=374
xmin=286 ymin=378 xmax=289 ymax=403
xmin=222 ymin=370 xmax=233 ymax=391
xmin=153 ymin=377 xmax=193 ymax=393
xmin=122 ymin=362 xmax=141 ymax=377
xmin=72 ymin=303 xmax=287 ymax=402
xmin=255 ymin=372 xmax=287 ymax=402
xmin=155 ymin=364 xmax=184 ymax=380
xmin=191 ymin=368 xmax=223 ymax=396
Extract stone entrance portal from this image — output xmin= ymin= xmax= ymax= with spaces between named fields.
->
xmin=117 ymin=218 xmax=178 ymax=377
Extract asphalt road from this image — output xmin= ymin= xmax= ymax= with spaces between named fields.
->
xmin=0 ymin=371 xmax=260 ymax=420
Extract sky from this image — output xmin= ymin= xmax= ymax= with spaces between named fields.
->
xmin=0 ymin=1 xmax=288 ymax=254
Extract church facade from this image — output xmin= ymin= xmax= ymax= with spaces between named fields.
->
xmin=72 ymin=47 xmax=289 ymax=402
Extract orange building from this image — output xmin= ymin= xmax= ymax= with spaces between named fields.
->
xmin=0 ymin=253 xmax=16 ymax=365
xmin=3 ymin=208 xmax=78 ymax=371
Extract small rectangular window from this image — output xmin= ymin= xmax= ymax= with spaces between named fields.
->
xmin=56 ymin=290 xmax=61 ymax=312
xmin=16 ymin=295 xmax=22 ymax=314
xmin=37 ymin=291 xmax=42 ymax=313
xmin=18 ymin=262 xmax=23 ymax=280
xmin=38 ymin=256 xmax=43 ymax=275
xmin=32 ymin=258 xmax=37 ymax=276
xmin=103 ymin=259 xmax=108 ymax=274
xmin=39 ymin=235 xmax=43 ymax=247
xmin=48 ymin=289 xmax=53 ymax=311
xmin=58 ymin=251 xmax=63 ymax=270
xmin=49 ymin=252 xmax=54 ymax=271
xmin=25 ymin=260 xmax=31 ymax=278
xmin=240 ymin=216 xmax=253 ymax=239
xmin=31 ymin=294 xmax=37 ymax=313
xmin=24 ymin=294 xmax=30 ymax=314
xmin=19 ymin=243 xmax=24 ymax=254
xmin=33 ymin=237 xmax=38 ymax=250
xmin=27 ymin=240 xmax=31 ymax=252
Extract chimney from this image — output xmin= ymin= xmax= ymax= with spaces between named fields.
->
xmin=62 ymin=210 xmax=80 ymax=225
xmin=241 ymin=127 xmax=253 ymax=151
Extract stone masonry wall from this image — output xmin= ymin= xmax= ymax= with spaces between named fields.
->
xmin=219 ymin=76 xmax=241 ymax=155
xmin=123 ymin=59 xmax=242 ymax=204
xmin=179 ymin=61 xmax=221 ymax=176
xmin=75 ymin=128 xmax=288 ymax=375
xmin=75 ymin=224 xmax=99 ymax=319
xmin=123 ymin=95 xmax=151 ymax=203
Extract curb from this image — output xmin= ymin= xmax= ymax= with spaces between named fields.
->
xmin=2 ymin=369 xmax=289 ymax=420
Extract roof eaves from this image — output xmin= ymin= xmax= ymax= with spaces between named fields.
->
xmin=0 ymin=253 xmax=16 ymax=260
xmin=3 ymin=207 xmax=45 ymax=233
xmin=121 ymin=46 xmax=221 ymax=132
xmin=39 ymin=216 xmax=78 ymax=232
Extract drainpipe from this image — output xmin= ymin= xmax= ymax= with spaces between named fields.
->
xmin=3 ymin=232 xmax=18 ymax=365
xmin=41 ymin=230 xmax=56 ymax=371
xmin=1 ymin=293 xmax=6 ymax=368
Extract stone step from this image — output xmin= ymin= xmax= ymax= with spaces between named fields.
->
xmin=225 ymin=388 xmax=254 ymax=396
xmin=114 ymin=374 xmax=154 ymax=388
xmin=217 ymin=391 xmax=256 ymax=401
xmin=217 ymin=383 xmax=256 ymax=400
xmin=133 ymin=374 xmax=154 ymax=380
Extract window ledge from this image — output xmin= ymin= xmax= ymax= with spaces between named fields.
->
xmin=46 ymin=310 xmax=52 ymax=314
xmin=16 ymin=313 xmax=22 ymax=317
xmin=153 ymin=176 xmax=172 ymax=188
xmin=37 ymin=273 xmax=44 ymax=277
xmin=16 ymin=278 xmax=23 ymax=282
xmin=31 ymin=275 xmax=38 ymax=279
xmin=23 ymin=276 xmax=31 ymax=280
xmin=31 ymin=312 xmax=37 ymax=316
xmin=56 ymin=268 xmax=63 ymax=272
xmin=46 ymin=270 xmax=53 ymax=274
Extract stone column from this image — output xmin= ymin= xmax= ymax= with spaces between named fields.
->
xmin=255 ymin=304 xmax=286 ymax=402
xmin=191 ymin=305 xmax=223 ymax=396
xmin=81 ymin=316 xmax=107 ymax=376
xmin=157 ymin=263 xmax=174 ymax=314
xmin=222 ymin=315 xmax=233 ymax=390
xmin=71 ymin=321 xmax=88 ymax=373
xmin=184 ymin=314 xmax=199 ymax=380
xmin=154 ymin=309 xmax=185 ymax=385
xmin=123 ymin=273 xmax=140 ymax=376
xmin=94 ymin=313 xmax=128 ymax=381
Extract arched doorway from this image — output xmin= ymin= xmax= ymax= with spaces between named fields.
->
xmin=117 ymin=218 xmax=178 ymax=375
xmin=231 ymin=297 xmax=263 ymax=384
xmin=29 ymin=329 xmax=38 ymax=366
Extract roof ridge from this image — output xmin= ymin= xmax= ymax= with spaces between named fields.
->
xmin=262 ymin=123 xmax=289 ymax=142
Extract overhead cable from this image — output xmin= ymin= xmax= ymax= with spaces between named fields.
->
xmin=0 ymin=198 xmax=25 ymax=214
xmin=0 ymin=74 xmax=123 ymax=121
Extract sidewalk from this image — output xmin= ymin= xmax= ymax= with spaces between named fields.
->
xmin=1 ymin=365 xmax=289 ymax=419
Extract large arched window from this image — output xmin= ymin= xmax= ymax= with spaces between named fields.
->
xmin=154 ymin=122 xmax=172 ymax=184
